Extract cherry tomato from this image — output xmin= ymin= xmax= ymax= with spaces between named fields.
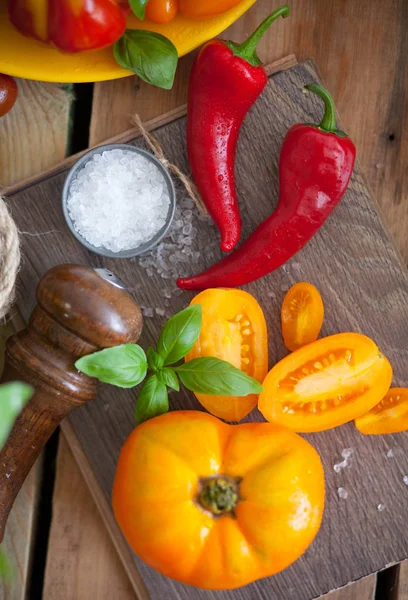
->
xmin=179 ymin=0 xmax=241 ymax=19
xmin=355 ymin=388 xmax=408 ymax=434
xmin=146 ymin=0 xmax=179 ymax=24
xmin=258 ymin=333 xmax=392 ymax=432
xmin=186 ymin=289 xmax=268 ymax=421
xmin=281 ymin=282 xmax=324 ymax=351
xmin=0 ymin=74 xmax=18 ymax=118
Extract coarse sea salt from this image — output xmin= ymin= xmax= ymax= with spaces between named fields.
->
xmin=67 ymin=149 xmax=170 ymax=252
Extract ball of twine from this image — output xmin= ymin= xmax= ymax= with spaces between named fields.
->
xmin=0 ymin=197 xmax=20 ymax=319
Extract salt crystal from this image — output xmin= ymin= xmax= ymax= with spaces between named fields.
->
xmin=333 ymin=448 xmax=353 ymax=472
xmin=155 ymin=308 xmax=166 ymax=316
xmin=403 ymin=476 xmax=408 ymax=486
xmin=142 ymin=307 xmax=154 ymax=318
xmin=146 ymin=269 xmax=154 ymax=277
xmin=337 ymin=487 xmax=348 ymax=499
xmin=67 ymin=149 xmax=170 ymax=252
xmin=386 ymin=449 xmax=394 ymax=458
xmin=377 ymin=503 xmax=385 ymax=512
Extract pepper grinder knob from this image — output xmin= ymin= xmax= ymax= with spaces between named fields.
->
xmin=0 ymin=264 xmax=143 ymax=540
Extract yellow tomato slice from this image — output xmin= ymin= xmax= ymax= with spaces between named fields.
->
xmin=258 ymin=333 xmax=392 ymax=432
xmin=281 ymin=282 xmax=324 ymax=351
xmin=186 ymin=289 xmax=268 ymax=422
xmin=355 ymin=388 xmax=408 ymax=434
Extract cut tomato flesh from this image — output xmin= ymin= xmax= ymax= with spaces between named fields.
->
xmin=355 ymin=388 xmax=408 ymax=435
xmin=186 ymin=288 xmax=268 ymax=422
xmin=281 ymin=282 xmax=324 ymax=351
xmin=258 ymin=333 xmax=392 ymax=432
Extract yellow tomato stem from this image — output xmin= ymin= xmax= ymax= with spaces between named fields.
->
xmin=198 ymin=475 xmax=240 ymax=515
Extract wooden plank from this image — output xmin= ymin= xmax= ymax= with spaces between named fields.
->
xmin=42 ymin=53 xmax=296 ymax=600
xmin=0 ymin=80 xmax=72 ymax=187
xmin=322 ymin=577 xmax=376 ymax=600
xmin=42 ymin=436 xmax=136 ymax=600
xmin=6 ymin=60 xmax=408 ymax=600
xmin=397 ymin=561 xmax=408 ymax=599
xmin=0 ymin=80 xmax=72 ymax=600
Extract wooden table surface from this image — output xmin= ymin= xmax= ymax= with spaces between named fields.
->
xmin=0 ymin=1 xmax=407 ymax=599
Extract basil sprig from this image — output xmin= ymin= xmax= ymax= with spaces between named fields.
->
xmin=114 ymin=30 xmax=178 ymax=90
xmin=75 ymin=305 xmax=263 ymax=425
xmin=129 ymin=0 xmax=150 ymax=20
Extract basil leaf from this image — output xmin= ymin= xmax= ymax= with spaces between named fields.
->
xmin=135 ymin=375 xmax=169 ymax=424
xmin=157 ymin=368 xmax=180 ymax=392
xmin=146 ymin=347 xmax=164 ymax=372
xmin=129 ymin=0 xmax=149 ymax=20
xmin=157 ymin=305 xmax=202 ymax=366
xmin=114 ymin=30 xmax=178 ymax=90
xmin=0 ymin=382 xmax=33 ymax=450
xmin=75 ymin=345 xmax=147 ymax=388
xmin=0 ymin=547 xmax=12 ymax=581
xmin=175 ymin=358 xmax=263 ymax=396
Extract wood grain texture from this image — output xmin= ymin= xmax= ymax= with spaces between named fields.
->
xmin=42 ymin=436 xmax=136 ymax=600
xmin=0 ymin=80 xmax=72 ymax=188
xmin=397 ymin=561 xmax=408 ymax=599
xmin=89 ymin=0 xmax=408 ymax=261
xmin=5 ymin=61 xmax=408 ymax=600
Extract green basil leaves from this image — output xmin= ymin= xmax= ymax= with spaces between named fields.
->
xmin=114 ymin=30 xmax=178 ymax=90
xmin=75 ymin=304 xmax=263 ymax=425
xmin=0 ymin=382 xmax=33 ymax=450
xmin=129 ymin=0 xmax=150 ymax=20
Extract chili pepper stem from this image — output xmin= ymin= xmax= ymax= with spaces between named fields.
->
xmin=225 ymin=5 xmax=290 ymax=67
xmin=305 ymin=84 xmax=348 ymax=137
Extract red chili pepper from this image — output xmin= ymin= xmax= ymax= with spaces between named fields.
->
xmin=8 ymin=0 xmax=129 ymax=53
xmin=178 ymin=85 xmax=356 ymax=290
xmin=187 ymin=6 xmax=290 ymax=252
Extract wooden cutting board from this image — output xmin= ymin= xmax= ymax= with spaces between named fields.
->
xmin=6 ymin=59 xmax=408 ymax=600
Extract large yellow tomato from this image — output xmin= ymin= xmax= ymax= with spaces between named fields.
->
xmin=185 ymin=289 xmax=268 ymax=421
xmin=112 ymin=411 xmax=325 ymax=590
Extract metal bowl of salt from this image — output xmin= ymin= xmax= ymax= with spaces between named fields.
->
xmin=62 ymin=144 xmax=176 ymax=258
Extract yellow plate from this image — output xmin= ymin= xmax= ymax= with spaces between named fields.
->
xmin=0 ymin=0 xmax=256 ymax=83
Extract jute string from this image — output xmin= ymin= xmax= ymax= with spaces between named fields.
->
xmin=132 ymin=114 xmax=208 ymax=216
xmin=0 ymin=197 xmax=20 ymax=319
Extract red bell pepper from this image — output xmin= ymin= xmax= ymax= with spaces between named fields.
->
xmin=187 ymin=6 xmax=290 ymax=252
xmin=8 ymin=0 xmax=128 ymax=53
xmin=178 ymin=85 xmax=356 ymax=290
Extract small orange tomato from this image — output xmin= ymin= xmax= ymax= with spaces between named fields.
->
xmin=259 ymin=333 xmax=392 ymax=433
xmin=0 ymin=74 xmax=18 ymax=117
xmin=185 ymin=289 xmax=268 ymax=421
xmin=145 ymin=0 xmax=179 ymax=24
xmin=281 ymin=282 xmax=324 ymax=351
xmin=179 ymin=0 xmax=241 ymax=20
xmin=355 ymin=388 xmax=408 ymax=435
xmin=112 ymin=411 xmax=325 ymax=590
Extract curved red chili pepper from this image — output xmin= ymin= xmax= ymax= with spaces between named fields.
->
xmin=187 ymin=6 xmax=290 ymax=252
xmin=178 ymin=85 xmax=356 ymax=290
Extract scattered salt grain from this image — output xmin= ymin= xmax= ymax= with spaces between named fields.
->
xmin=155 ymin=308 xmax=166 ymax=317
xmin=337 ymin=487 xmax=348 ymax=499
xmin=141 ymin=307 xmax=154 ymax=318
xmin=377 ymin=503 xmax=385 ymax=512
xmin=403 ymin=476 xmax=408 ymax=486
xmin=333 ymin=448 xmax=354 ymax=473
xmin=386 ymin=449 xmax=394 ymax=458
xmin=67 ymin=149 xmax=170 ymax=252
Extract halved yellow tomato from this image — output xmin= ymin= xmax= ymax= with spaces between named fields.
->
xmin=258 ymin=333 xmax=392 ymax=432
xmin=355 ymin=388 xmax=408 ymax=435
xmin=281 ymin=282 xmax=324 ymax=352
xmin=186 ymin=289 xmax=268 ymax=422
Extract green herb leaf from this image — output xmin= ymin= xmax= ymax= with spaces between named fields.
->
xmin=0 ymin=547 xmax=12 ymax=581
xmin=157 ymin=305 xmax=202 ymax=365
xmin=135 ymin=375 xmax=169 ymax=424
xmin=146 ymin=347 xmax=164 ymax=372
xmin=157 ymin=368 xmax=180 ymax=392
xmin=129 ymin=0 xmax=149 ymax=20
xmin=0 ymin=382 xmax=33 ymax=450
xmin=114 ymin=30 xmax=178 ymax=90
xmin=175 ymin=358 xmax=263 ymax=396
xmin=75 ymin=345 xmax=147 ymax=389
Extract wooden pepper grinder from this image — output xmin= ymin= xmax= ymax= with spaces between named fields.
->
xmin=0 ymin=264 xmax=143 ymax=540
